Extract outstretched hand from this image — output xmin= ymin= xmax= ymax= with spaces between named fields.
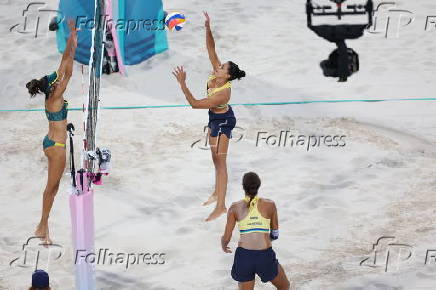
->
xmin=172 ymin=66 xmax=187 ymax=85
xmin=203 ymin=11 xmax=211 ymax=29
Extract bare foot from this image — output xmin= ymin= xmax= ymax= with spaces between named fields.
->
xmin=42 ymin=234 xmax=53 ymax=246
xmin=35 ymin=223 xmax=53 ymax=245
xmin=34 ymin=223 xmax=46 ymax=239
xmin=205 ymin=206 xmax=227 ymax=222
xmin=202 ymin=193 xmax=217 ymax=206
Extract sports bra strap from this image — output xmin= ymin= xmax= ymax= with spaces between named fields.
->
xmin=238 ymin=196 xmax=270 ymax=234
xmin=244 ymin=195 xmax=259 ymax=210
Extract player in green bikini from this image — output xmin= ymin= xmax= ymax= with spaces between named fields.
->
xmin=25 ymin=20 xmax=77 ymax=244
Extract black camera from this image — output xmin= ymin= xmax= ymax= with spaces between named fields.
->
xmin=306 ymin=0 xmax=373 ymax=82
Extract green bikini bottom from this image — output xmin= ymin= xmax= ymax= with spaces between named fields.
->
xmin=43 ymin=135 xmax=66 ymax=150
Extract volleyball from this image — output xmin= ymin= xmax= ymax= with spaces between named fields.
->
xmin=165 ymin=12 xmax=186 ymax=31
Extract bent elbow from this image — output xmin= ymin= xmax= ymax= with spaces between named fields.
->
xmin=191 ymin=103 xmax=204 ymax=109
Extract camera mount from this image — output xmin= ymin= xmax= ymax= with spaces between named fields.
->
xmin=306 ymin=0 xmax=374 ymax=82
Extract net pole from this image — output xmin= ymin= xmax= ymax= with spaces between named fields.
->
xmin=70 ymin=1 xmax=106 ymax=289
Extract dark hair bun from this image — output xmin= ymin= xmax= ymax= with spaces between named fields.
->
xmin=228 ymin=61 xmax=246 ymax=81
xmin=26 ymin=79 xmax=43 ymax=97
xmin=237 ymin=70 xmax=246 ymax=79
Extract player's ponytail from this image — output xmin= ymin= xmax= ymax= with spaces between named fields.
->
xmin=26 ymin=79 xmax=44 ymax=98
xmin=243 ymin=172 xmax=261 ymax=208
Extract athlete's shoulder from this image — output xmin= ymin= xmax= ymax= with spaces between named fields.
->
xmin=259 ymin=198 xmax=276 ymax=211
xmin=228 ymin=200 xmax=243 ymax=217
xmin=232 ymin=200 xmax=249 ymax=211
xmin=230 ymin=200 xmax=245 ymax=208
xmin=259 ymin=197 xmax=275 ymax=204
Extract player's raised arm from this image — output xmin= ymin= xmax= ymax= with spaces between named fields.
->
xmin=204 ymin=11 xmax=221 ymax=70
xmin=54 ymin=20 xmax=77 ymax=97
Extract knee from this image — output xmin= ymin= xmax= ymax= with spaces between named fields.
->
xmin=216 ymin=164 xmax=228 ymax=174
xmin=215 ymin=156 xmax=227 ymax=167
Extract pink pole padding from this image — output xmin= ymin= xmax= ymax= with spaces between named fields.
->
xmin=70 ymin=189 xmax=96 ymax=290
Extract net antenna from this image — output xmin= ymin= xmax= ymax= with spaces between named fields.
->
xmin=306 ymin=0 xmax=374 ymax=82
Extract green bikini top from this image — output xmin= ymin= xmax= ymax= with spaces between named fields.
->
xmin=207 ymin=75 xmax=231 ymax=109
xmin=45 ymin=100 xmax=68 ymax=121
xmin=43 ymin=71 xmax=68 ymax=121
xmin=46 ymin=71 xmax=58 ymax=87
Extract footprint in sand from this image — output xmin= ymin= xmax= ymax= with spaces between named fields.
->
xmin=375 ymin=158 xmax=405 ymax=168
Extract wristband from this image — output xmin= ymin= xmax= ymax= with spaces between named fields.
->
xmin=270 ymin=229 xmax=279 ymax=241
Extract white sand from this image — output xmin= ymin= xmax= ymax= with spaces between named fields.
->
xmin=1 ymin=0 xmax=436 ymax=289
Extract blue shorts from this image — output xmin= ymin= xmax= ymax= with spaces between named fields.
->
xmin=207 ymin=106 xmax=236 ymax=139
xmin=231 ymin=247 xmax=279 ymax=283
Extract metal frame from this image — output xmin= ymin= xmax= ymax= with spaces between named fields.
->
xmin=307 ymin=0 xmax=373 ymax=26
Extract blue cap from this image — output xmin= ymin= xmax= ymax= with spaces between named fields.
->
xmin=32 ymin=270 xmax=49 ymax=287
